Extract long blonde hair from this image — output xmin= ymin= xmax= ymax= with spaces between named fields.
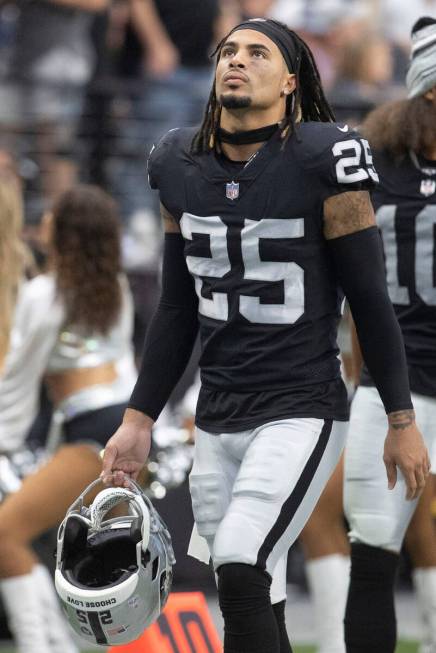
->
xmin=0 ymin=176 xmax=25 ymax=372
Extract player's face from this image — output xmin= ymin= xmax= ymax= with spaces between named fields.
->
xmin=215 ymin=29 xmax=295 ymax=112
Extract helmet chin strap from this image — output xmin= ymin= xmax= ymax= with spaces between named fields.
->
xmin=89 ymin=486 xmax=151 ymax=550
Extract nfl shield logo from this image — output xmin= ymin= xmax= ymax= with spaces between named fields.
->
xmin=420 ymin=179 xmax=436 ymax=196
xmin=226 ymin=181 xmax=240 ymax=200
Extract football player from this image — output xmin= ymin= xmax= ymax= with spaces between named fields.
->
xmin=102 ymin=18 xmax=430 ymax=653
xmin=344 ymin=17 xmax=436 ymax=653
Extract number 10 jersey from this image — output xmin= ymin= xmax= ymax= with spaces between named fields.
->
xmin=362 ymin=149 xmax=436 ymax=398
xmin=149 ymin=123 xmax=378 ymax=432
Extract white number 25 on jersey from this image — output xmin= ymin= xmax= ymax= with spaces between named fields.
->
xmin=333 ymin=138 xmax=379 ymax=184
xmin=180 ymin=213 xmax=305 ymax=325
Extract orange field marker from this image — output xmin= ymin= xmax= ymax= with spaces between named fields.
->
xmin=108 ymin=592 xmax=222 ymax=652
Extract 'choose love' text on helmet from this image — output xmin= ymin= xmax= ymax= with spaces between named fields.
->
xmin=55 ymin=479 xmax=175 ymax=647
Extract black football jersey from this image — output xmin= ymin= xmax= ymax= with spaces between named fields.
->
xmin=148 ymin=122 xmax=378 ymax=431
xmin=361 ymin=150 xmax=436 ymax=398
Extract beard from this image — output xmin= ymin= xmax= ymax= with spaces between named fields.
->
xmin=219 ymin=93 xmax=252 ymax=109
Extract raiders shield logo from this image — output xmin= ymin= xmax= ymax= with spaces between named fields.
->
xmin=420 ymin=179 xmax=436 ymax=197
xmin=226 ymin=181 xmax=240 ymax=200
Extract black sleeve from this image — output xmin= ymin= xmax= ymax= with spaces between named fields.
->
xmin=128 ymin=233 xmax=199 ymax=421
xmin=327 ymin=226 xmax=413 ymax=414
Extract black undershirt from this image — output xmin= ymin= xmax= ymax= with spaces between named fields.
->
xmin=216 ymin=151 xmax=247 ymax=176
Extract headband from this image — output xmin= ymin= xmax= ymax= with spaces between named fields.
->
xmin=226 ymin=18 xmax=300 ymax=73
xmin=406 ymin=16 xmax=436 ymax=98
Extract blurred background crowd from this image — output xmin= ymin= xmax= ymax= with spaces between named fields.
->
xmin=0 ymin=0 xmax=436 ymax=621
xmin=0 ymin=0 xmax=433 ymax=387
xmin=1 ymin=0 xmax=435 ymax=284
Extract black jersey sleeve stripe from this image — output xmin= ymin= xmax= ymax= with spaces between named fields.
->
xmin=128 ymin=233 xmax=199 ymax=421
xmin=328 ymin=226 xmax=413 ymax=414
xmin=87 ymin=612 xmax=108 ymax=646
xmin=256 ymin=419 xmax=332 ymax=570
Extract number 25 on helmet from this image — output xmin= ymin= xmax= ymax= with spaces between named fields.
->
xmin=54 ymin=479 xmax=176 ymax=646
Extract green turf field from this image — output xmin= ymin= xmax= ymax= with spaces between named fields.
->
xmin=0 ymin=642 xmax=421 ymax=652
xmin=293 ymin=644 xmax=418 ymax=653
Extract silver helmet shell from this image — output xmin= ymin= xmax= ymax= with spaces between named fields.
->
xmin=55 ymin=479 xmax=175 ymax=646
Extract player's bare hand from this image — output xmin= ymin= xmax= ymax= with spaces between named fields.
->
xmin=383 ymin=410 xmax=430 ymax=501
xmin=100 ymin=408 xmax=153 ymax=487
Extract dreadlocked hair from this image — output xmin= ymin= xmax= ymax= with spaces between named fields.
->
xmin=361 ymin=97 xmax=436 ymax=162
xmin=191 ymin=20 xmax=335 ymax=154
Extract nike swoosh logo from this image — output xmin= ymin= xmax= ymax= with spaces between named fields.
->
xmin=337 ymin=124 xmax=349 ymax=132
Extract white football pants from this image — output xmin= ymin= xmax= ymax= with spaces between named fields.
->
xmin=189 ymin=417 xmax=347 ymax=588
xmin=344 ymin=386 xmax=436 ymax=552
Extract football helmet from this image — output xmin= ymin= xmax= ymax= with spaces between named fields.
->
xmin=55 ymin=479 xmax=175 ymax=646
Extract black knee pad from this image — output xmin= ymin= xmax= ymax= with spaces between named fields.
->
xmin=345 ymin=543 xmax=399 ymax=653
xmin=218 ymin=563 xmax=271 ymax=615
xmin=350 ymin=542 xmax=398 ymax=588
xmin=218 ymin=564 xmax=280 ymax=653
xmin=272 ymin=600 xmax=293 ymax=653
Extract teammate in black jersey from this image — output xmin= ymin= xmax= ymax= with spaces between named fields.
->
xmin=344 ymin=17 xmax=436 ymax=653
xmin=101 ymin=18 xmax=429 ymax=653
